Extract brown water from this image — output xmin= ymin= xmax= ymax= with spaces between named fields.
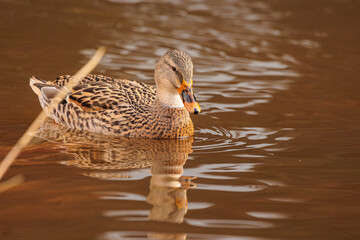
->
xmin=1 ymin=0 xmax=360 ymax=239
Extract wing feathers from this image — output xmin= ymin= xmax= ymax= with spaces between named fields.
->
xmin=30 ymin=73 xmax=156 ymax=114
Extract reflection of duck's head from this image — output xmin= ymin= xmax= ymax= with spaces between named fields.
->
xmin=146 ymin=152 xmax=195 ymax=224
xmin=155 ymin=49 xmax=200 ymax=114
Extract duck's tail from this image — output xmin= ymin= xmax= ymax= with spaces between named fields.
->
xmin=29 ymin=76 xmax=65 ymax=114
xmin=29 ymin=76 xmax=47 ymax=97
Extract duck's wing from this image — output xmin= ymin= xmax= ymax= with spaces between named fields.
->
xmin=68 ymin=80 xmax=156 ymax=112
xmin=31 ymin=74 xmax=156 ymax=113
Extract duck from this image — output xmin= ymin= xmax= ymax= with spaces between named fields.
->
xmin=29 ymin=49 xmax=201 ymax=139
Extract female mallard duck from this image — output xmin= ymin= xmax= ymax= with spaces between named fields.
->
xmin=29 ymin=49 xmax=201 ymax=139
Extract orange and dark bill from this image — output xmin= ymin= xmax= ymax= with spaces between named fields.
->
xmin=177 ymin=79 xmax=201 ymax=114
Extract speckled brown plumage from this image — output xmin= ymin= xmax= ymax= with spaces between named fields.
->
xmin=30 ymin=74 xmax=194 ymax=139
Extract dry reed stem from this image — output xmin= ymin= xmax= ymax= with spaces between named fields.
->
xmin=0 ymin=46 xmax=106 ymax=181
xmin=0 ymin=174 xmax=24 ymax=193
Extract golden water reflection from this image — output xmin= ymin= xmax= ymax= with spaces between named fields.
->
xmin=35 ymin=119 xmax=195 ymax=233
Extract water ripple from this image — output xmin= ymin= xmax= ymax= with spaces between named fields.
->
xmin=97 ymin=192 xmax=146 ymax=201
xmin=99 ymin=231 xmax=266 ymax=240
xmin=196 ymin=183 xmax=266 ymax=193
xmin=184 ymin=163 xmax=259 ymax=180
xmin=247 ymin=211 xmax=288 ymax=220
xmin=193 ymin=127 xmax=292 ymax=154
xmin=185 ymin=218 xmax=274 ymax=229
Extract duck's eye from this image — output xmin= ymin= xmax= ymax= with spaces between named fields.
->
xmin=171 ymin=66 xmax=177 ymax=72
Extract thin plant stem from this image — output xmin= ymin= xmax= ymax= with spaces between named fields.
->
xmin=0 ymin=174 xmax=25 ymax=193
xmin=0 ymin=46 xmax=106 ymax=181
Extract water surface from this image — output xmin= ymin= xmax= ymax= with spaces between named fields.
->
xmin=0 ymin=0 xmax=359 ymax=239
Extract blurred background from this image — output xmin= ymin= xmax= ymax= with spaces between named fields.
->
xmin=0 ymin=0 xmax=359 ymax=239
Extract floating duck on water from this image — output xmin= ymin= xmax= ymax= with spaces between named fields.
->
xmin=30 ymin=49 xmax=201 ymax=139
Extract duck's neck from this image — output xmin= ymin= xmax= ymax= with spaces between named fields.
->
xmin=155 ymin=87 xmax=184 ymax=109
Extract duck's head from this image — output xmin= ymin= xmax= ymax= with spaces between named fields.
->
xmin=154 ymin=49 xmax=201 ymax=114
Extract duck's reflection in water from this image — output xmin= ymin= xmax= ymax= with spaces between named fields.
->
xmin=147 ymin=161 xmax=195 ymax=224
xmin=35 ymin=120 xmax=194 ymax=235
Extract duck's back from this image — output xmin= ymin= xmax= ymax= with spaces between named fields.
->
xmin=53 ymin=74 xmax=156 ymax=112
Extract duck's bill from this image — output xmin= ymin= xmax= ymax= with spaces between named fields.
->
xmin=177 ymin=80 xmax=201 ymax=114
